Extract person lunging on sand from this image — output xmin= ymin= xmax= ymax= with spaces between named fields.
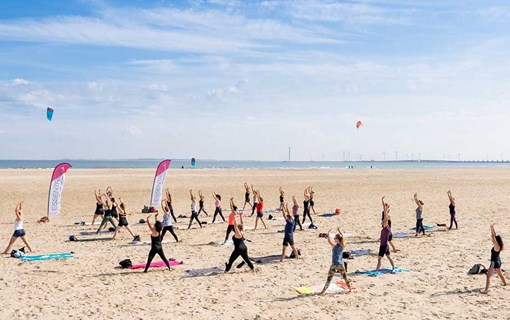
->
xmin=280 ymin=203 xmax=299 ymax=262
xmin=279 ymin=187 xmax=285 ymax=211
xmin=381 ymin=198 xmax=398 ymax=253
xmin=96 ymin=199 xmax=116 ymax=234
xmin=165 ymin=189 xmax=177 ymax=223
xmin=242 ymin=182 xmax=252 ymax=212
xmin=188 ymin=190 xmax=202 ymax=229
xmin=447 ymin=190 xmax=458 ymax=230
xmin=160 ymin=200 xmax=179 ymax=242
xmin=225 ymin=198 xmax=238 ymax=243
xmin=414 ymin=193 xmax=425 ymax=237
xmin=198 ymin=190 xmax=209 ymax=217
xmin=225 ymin=210 xmax=255 ymax=272
xmin=250 ymin=185 xmax=258 ymax=217
xmin=211 ymin=192 xmax=225 ymax=223
xmin=319 ymin=227 xmax=351 ymax=294
xmin=91 ymin=189 xmax=105 ymax=225
xmin=143 ymin=214 xmax=171 ymax=273
xmin=3 ymin=202 xmax=34 ymax=254
xmin=112 ymin=198 xmax=137 ymax=240
xmin=481 ymin=224 xmax=506 ymax=293
xmin=292 ymin=195 xmax=303 ymax=231
xmin=376 ymin=197 xmax=395 ymax=271
xmin=253 ymin=193 xmax=267 ymax=230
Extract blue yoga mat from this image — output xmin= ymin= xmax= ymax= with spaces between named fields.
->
xmin=350 ymin=249 xmax=372 ymax=256
xmin=356 ymin=267 xmax=408 ymax=276
xmin=80 ymin=230 xmax=113 ymax=235
xmin=393 ymin=232 xmax=414 ymax=238
xmin=20 ymin=252 xmax=74 ymax=261
xmin=319 ymin=213 xmax=338 ymax=218
xmin=409 ymin=225 xmax=434 ymax=231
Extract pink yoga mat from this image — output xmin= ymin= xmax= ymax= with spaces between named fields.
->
xmin=129 ymin=260 xmax=183 ymax=269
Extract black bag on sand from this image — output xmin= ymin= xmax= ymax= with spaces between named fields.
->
xmin=119 ymin=259 xmax=132 ymax=269
xmin=290 ymin=249 xmax=302 ymax=259
xmin=468 ymin=264 xmax=487 ymax=275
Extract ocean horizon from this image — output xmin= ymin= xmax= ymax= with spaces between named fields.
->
xmin=1 ymin=159 xmax=509 ymax=170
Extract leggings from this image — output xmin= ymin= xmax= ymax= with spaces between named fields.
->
xmin=188 ymin=212 xmax=202 ymax=229
xmin=225 ymin=246 xmax=254 ymax=272
xmin=251 ymin=203 xmax=258 ymax=216
xmin=144 ymin=246 xmax=170 ymax=272
xmin=225 ymin=225 xmax=235 ymax=242
xmin=302 ymin=209 xmax=313 ymax=224
xmin=449 ymin=213 xmax=458 ymax=229
xmin=198 ymin=206 xmax=208 ymax=216
xmin=416 ymin=218 xmax=425 ymax=235
xmin=212 ymin=207 xmax=225 ymax=223
xmin=293 ymin=215 xmax=303 ymax=231
xmin=169 ymin=206 xmax=177 ymax=223
xmin=161 ymin=226 xmax=179 ymax=242
xmin=96 ymin=216 xmax=116 ymax=234
xmin=322 ymin=264 xmax=349 ymax=291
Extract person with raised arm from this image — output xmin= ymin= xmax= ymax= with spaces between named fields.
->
xmin=96 ymin=198 xmax=116 ymax=234
xmin=143 ymin=213 xmax=171 ymax=273
xmin=279 ymin=187 xmax=285 ymax=211
xmin=250 ymin=185 xmax=258 ymax=217
xmin=225 ymin=210 xmax=255 ymax=272
xmin=165 ymin=189 xmax=177 ymax=223
xmin=319 ymin=227 xmax=351 ymax=294
xmin=302 ymin=188 xmax=314 ymax=227
xmin=381 ymin=198 xmax=397 ymax=253
xmin=198 ymin=190 xmax=209 ymax=217
xmin=91 ymin=189 xmax=105 ymax=225
xmin=414 ymin=193 xmax=425 ymax=236
xmin=253 ymin=192 xmax=267 ymax=230
xmin=447 ymin=191 xmax=458 ymax=230
xmin=188 ymin=190 xmax=202 ymax=229
xmin=211 ymin=192 xmax=225 ymax=223
xmin=376 ymin=196 xmax=395 ymax=271
xmin=112 ymin=198 xmax=137 ymax=240
xmin=106 ymin=186 xmax=114 ymax=201
xmin=160 ymin=200 xmax=179 ymax=242
xmin=308 ymin=186 xmax=317 ymax=215
xmin=280 ymin=203 xmax=299 ymax=262
xmin=292 ymin=195 xmax=303 ymax=231
xmin=3 ymin=202 xmax=34 ymax=254
xmin=225 ymin=198 xmax=238 ymax=243
xmin=242 ymin=182 xmax=252 ymax=212
xmin=481 ymin=224 xmax=506 ymax=293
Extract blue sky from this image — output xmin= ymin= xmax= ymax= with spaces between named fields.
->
xmin=1 ymin=0 xmax=510 ymax=161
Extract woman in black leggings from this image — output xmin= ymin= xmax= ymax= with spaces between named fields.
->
xmin=143 ymin=214 xmax=171 ymax=273
xmin=225 ymin=210 xmax=254 ymax=272
xmin=198 ymin=190 xmax=209 ymax=217
xmin=211 ymin=192 xmax=225 ymax=223
xmin=302 ymin=188 xmax=314 ymax=226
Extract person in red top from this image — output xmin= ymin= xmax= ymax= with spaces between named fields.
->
xmin=253 ymin=193 xmax=267 ymax=230
xmin=225 ymin=198 xmax=239 ymax=243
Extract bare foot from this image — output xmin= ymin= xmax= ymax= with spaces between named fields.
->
xmin=480 ymin=289 xmax=489 ymax=294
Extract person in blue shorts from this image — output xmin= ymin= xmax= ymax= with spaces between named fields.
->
xmin=280 ymin=203 xmax=299 ymax=262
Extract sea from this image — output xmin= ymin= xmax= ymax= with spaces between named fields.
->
xmin=0 ymin=159 xmax=509 ymax=170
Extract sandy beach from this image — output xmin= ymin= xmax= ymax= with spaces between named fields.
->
xmin=1 ymin=168 xmax=508 ymax=320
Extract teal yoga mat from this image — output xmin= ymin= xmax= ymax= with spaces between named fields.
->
xmin=20 ymin=252 xmax=74 ymax=261
xmin=355 ymin=267 xmax=408 ymax=276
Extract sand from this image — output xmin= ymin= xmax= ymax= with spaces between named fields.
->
xmin=0 ymin=168 xmax=508 ymax=319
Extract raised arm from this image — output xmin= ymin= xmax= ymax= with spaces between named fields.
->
xmin=326 ymin=229 xmax=335 ymax=247
xmin=491 ymin=224 xmax=500 ymax=251
xmin=161 ymin=200 xmax=168 ymax=214
xmin=230 ymin=197 xmax=235 ymax=211
xmin=212 ymin=192 xmax=217 ymax=201
xmin=146 ymin=215 xmax=155 ymax=233
xmin=244 ymin=182 xmax=249 ymax=190
xmin=15 ymin=202 xmax=22 ymax=220
xmin=95 ymin=189 xmax=102 ymax=202
xmin=447 ymin=191 xmax=455 ymax=205
xmin=414 ymin=193 xmax=422 ymax=208
xmin=190 ymin=189 xmax=194 ymax=200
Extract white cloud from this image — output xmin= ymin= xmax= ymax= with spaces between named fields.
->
xmin=127 ymin=125 xmax=143 ymax=137
xmin=7 ymin=78 xmax=32 ymax=86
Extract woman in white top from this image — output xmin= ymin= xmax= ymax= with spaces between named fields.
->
xmin=161 ymin=200 xmax=179 ymax=242
xmin=188 ymin=190 xmax=203 ymax=229
xmin=3 ymin=202 xmax=34 ymax=254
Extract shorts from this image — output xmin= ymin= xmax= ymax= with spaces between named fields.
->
xmin=328 ymin=264 xmax=346 ymax=277
xmin=257 ymin=212 xmax=263 ymax=218
xmin=283 ymin=236 xmax=294 ymax=246
xmin=378 ymin=245 xmax=390 ymax=257
xmin=118 ymin=216 xmax=129 ymax=227
xmin=310 ymin=200 xmax=315 ymax=206
xmin=13 ymin=229 xmax=26 ymax=237
xmin=95 ymin=209 xmax=104 ymax=215
xmin=491 ymin=260 xmax=502 ymax=269
xmin=388 ymin=232 xmax=393 ymax=242
xmin=245 ymin=194 xmax=250 ymax=202
xmin=111 ymin=211 xmax=118 ymax=219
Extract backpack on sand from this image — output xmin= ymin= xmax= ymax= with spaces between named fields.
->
xmin=468 ymin=264 xmax=487 ymax=275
